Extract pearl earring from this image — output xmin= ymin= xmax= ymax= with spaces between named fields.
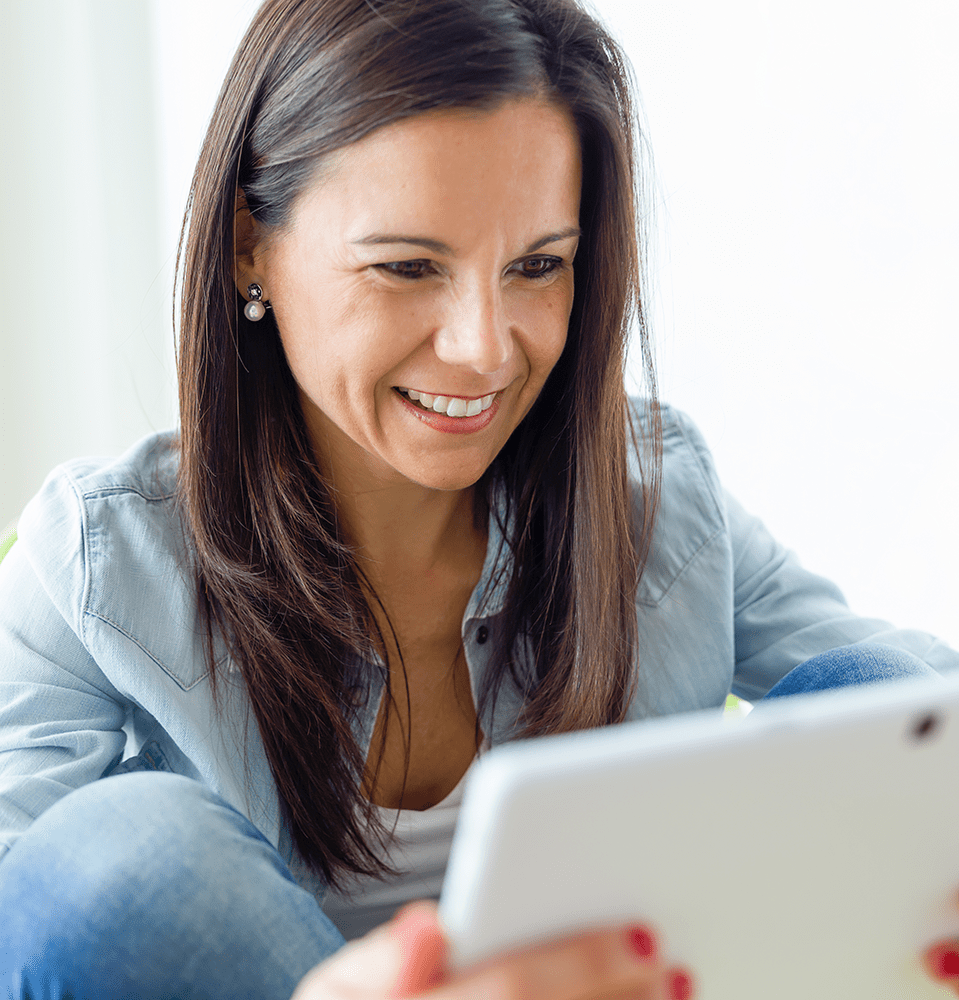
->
xmin=244 ymin=283 xmax=269 ymax=322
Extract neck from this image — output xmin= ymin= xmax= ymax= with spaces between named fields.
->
xmin=338 ymin=477 xmax=483 ymax=578
xmin=307 ymin=407 xmax=488 ymax=580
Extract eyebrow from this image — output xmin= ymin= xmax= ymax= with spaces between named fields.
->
xmin=350 ymin=227 xmax=582 ymax=256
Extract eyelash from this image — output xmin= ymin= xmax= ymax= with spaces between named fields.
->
xmin=376 ymin=256 xmax=566 ymax=282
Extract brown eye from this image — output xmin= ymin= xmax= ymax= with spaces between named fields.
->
xmin=518 ymin=256 xmax=562 ymax=280
xmin=379 ymin=260 xmax=434 ymax=280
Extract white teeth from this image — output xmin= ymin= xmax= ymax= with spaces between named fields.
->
xmin=398 ymin=387 xmax=498 ymax=417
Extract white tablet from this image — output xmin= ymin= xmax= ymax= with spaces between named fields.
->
xmin=439 ymin=671 xmax=959 ymax=998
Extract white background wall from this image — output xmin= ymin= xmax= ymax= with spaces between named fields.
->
xmin=0 ymin=0 xmax=170 ymax=527
xmin=2 ymin=0 xmax=956 ymax=647
xmin=600 ymin=0 xmax=959 ymax=648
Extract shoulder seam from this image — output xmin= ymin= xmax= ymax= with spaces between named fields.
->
xmin=669 ymin=409 xmax=725 ymax=524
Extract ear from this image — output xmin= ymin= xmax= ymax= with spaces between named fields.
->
xmin=234 ymin=188 xmax=267 ymax=301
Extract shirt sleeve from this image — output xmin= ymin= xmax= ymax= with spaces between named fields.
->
xmin=727 ymin=489 xmax=959 ymax=701
xmin=0 ymin=513 xmax=127 ymax=866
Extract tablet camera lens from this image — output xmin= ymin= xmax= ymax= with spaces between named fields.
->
xmin=910 ymin=712 xmax=942 ymax=742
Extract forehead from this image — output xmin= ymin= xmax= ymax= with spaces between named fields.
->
xmin=286 ymin=98 xmax=582 ymax=244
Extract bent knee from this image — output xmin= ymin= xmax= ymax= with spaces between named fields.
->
xmin=0 ymin=773 xmax=314 ymax=996
xmin=0 ymin=773 xmax=254 ymax=940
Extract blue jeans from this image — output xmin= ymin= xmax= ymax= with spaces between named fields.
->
xmin=762 ymin=641 xmax=938 ymax=699
xmin=0 ymin=643 xmax=938 ymax=999
xmin=0 ymin=771 xmax=345 ymax=1000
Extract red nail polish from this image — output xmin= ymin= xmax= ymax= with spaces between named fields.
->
xmin=669 ymin=969 xmax=694 ymax=1000
xmin=626 ymin=925 xmax=656 ymax=959
xmin=931 ymin=945 xmax=959 ymax=978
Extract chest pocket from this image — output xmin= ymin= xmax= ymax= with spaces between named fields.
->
xmin=81 ymin=490 xmax=217 ymax=692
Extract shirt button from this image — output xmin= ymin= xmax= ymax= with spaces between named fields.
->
xmin=476 ymin=625 xmax=489 ymax=645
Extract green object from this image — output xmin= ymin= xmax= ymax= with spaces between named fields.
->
xmin=724 ymin=693 xmax=754 ymax=718
xmin=0 ymin=521 xmax=17 ymax=564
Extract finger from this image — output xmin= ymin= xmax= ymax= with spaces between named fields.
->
xmin=293 ymin=921 xmax=401 ymax=999
xmin=435 ymin=924 xmax=672 ymax=1000
xmin=389 ymin=902 xmax=448 ymax=997
xmin=666 ymin=967 xmax=695 ymax=1000
xmin=924 ymin=940 xmax=959 ymax=991
xmin=291 ymin=902 xmax=448 ymax=1000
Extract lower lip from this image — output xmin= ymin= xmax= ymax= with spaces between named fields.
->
xmin=396 ymin=390 xmax=500 ymax=435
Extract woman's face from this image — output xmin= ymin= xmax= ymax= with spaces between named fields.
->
xmin=237 ymin=97 xmax=582 ymax=493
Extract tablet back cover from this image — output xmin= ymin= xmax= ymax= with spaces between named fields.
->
xmin=440 ymin=673 xmax=959 ymax=998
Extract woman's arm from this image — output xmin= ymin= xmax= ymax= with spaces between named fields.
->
xmin=725 ymin=487 xmax=959 ymax=699
xmin=0 ymin=540 xmax=127 ymax=865
xmin=293 ymin=902 xmax=693 ymax=1000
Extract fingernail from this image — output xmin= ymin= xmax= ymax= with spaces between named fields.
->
xmin=626 ymin=925 xmax=657 ymax=959
xmin=668 ymin=969 xmax=694 ymax=1000
xmin=930 ymin=945 xmax=959 ymax=978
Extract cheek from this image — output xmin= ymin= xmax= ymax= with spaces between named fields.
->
xmin=521 ymin=286 xmax=573 ymax=375
xmin=271 ymin=307 xmax=333 ymax=397
xmin=272 ymin=280 xmax=401 ymax=393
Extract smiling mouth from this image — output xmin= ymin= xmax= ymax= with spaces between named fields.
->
xmin=395 ymin=387 xmax=497 ymax=418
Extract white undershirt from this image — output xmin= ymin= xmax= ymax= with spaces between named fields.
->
xmin=321 ymin=764 xmax=474 ymax=941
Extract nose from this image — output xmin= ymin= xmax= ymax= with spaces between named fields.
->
xmin=433 ymin=282 xmax=513 ymax=375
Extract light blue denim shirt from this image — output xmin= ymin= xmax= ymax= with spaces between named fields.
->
xmin=1 ymin=404 xmax=956 ymax=893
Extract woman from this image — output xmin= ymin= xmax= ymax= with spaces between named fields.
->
xmin=1 ymin=1 xmax=958 ymax=997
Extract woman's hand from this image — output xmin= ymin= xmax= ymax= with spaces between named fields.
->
xmin=291 ymin=901 xmax=694 ymax=1000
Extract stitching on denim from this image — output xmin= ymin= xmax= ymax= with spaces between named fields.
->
xmin=637 ymin=408 xmax=725 ymax=606
xmin=638 ymin=523 xmax=723 ymax=607
xmin=83 ymin=610 xmax=208 ymax=691
xmin=79 ymin=486 xmax=177 ymax=503
xmin=141 ymin=740 xmax=173 ymax=771
xmin=670 ymin=409 xmax=725 ymax=525
xmin=57 ymin=468 xmax=95 ymax=645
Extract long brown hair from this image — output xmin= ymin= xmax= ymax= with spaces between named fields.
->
xmin=177 ymin=0 xmax=661 ymax=888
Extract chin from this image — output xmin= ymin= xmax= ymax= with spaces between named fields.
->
xmin=411 ymin=471 xmax=487 ymax=492
xmin=402 ymin=459 xmax=492 ymax=493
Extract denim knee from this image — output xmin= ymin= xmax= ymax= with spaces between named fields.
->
xmin=2 ymin=773 xmax=268 ymax=970
xmin=764 ymin=642 xmax=940 ymax=700
xmin=0 ymin=771 xmax=343 ymax=1000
